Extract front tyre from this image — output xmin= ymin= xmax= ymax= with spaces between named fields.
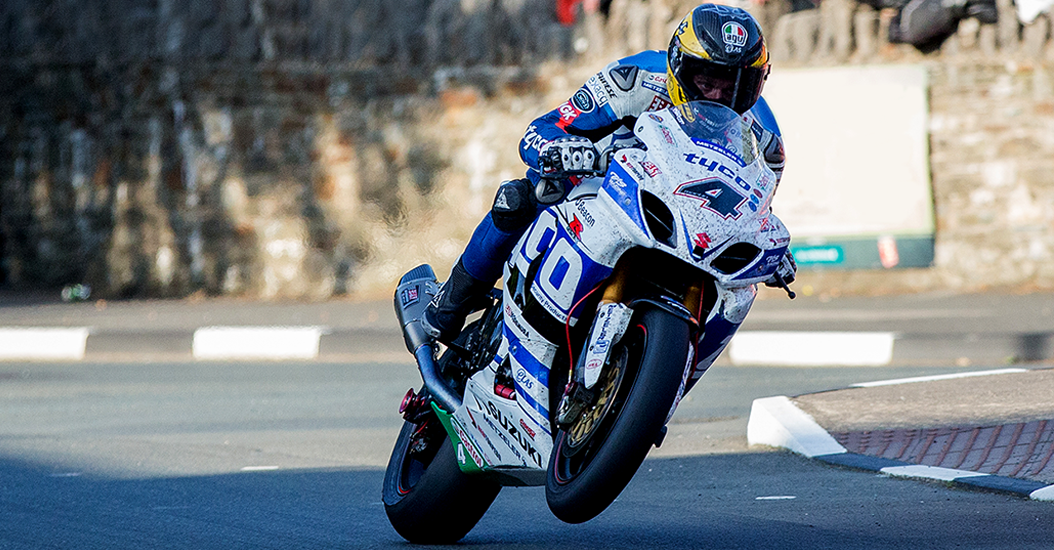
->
xmin=546 ymin=308 xmax=690 ymax=524
xmin=382 ymin=416 xmax=501 ymax=544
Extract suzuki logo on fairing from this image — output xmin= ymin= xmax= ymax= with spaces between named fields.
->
xmin=483 ymin=399 xmax=543 ymax=467
xmin=569 ymin=214 xmax=584 ymax=240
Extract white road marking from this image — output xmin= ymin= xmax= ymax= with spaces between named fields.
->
xmin=851 ymin=368 xmax=1028 ymax=388
xmin=240 ymin=466 xmax=280 ymax=471
xmin=730 ymin=331 xmax=895 ymax=366
xmin=0 ymin=328 xmax=89 ymax=360
xmin=193 ymin=327 xmax=323 ymax=360
xmin=880 ymin=465 xmax=988 ymax=481
xmin=1030 ymin=485 xmax=1054 ymax=501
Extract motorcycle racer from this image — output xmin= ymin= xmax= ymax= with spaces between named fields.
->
xmin=425 ymin=3 xmax=795 ymax=342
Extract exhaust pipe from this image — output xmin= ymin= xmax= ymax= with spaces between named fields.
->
xmin=394 ymin=265 xmax=462 ymax=414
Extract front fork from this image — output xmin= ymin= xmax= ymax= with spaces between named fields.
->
xmin=554 ymin=262 xmax=704 ymax=428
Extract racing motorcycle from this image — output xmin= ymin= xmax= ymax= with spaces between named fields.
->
xmin=383 ymin=100 xmax=794 ymax=544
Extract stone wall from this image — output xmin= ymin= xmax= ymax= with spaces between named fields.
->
xmin=1 ymin=0 xmax=1053 ymax=298
xmin=758 ymin=0 xmax=1054 ymax=295
xmin=0 ymin=0 xmax=569 ymax=298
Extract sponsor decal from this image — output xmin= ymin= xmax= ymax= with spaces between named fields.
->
xmin=736 ymin=248 xmax=785 ymax=279
xmin=453 ymin=419 xmax=485 ymax=468
xmin=675 ymin=17 xmax=689 ymax=38
xmin=756 ymin=171 xmax=774 ymax=191
xmin=571 ymin=88 xmax=595 ymax=112
xmin=569 ymin=214 xmax=584 ymax=240
xmin=522 ymin=124 xmax=550 ymax=154
xmin=722 ymin=21 xmax=748 ymax=52
xmin=515 ymin=367 xmax=535 ymax=391
xmin=619 ymin=153 xmax=646 ymax=181
xmin=556 ymin=100 xmax=583 ymax=130
xmin=400 ymin=286 xmax=419 ymax=306
xmin=609 ymin=65 xmax=639 ymax=91
xmin=750 ymin=120 xmax=765 ymax=141
xmin=474 ymin=398 xmax=526 ymax=463
xmin=682 ymin=152 xmax=753 ymax=193
xmin=480 ymin=397 xmax=544 ymax=467
xmin=647 ymin=95 xmax=672 ymax=112
xmin=690 ymin=139 xmax=746 ymax=167
xmin=641 ymin=161 xmax=661 ymax=177
xmin=519 ymin=419 xmax=536 ymax=440
xmin=466 ymin=408 xmax=504 ymax=462
xmin=575 ymin=199 xmax=596 ymax=227
xmin=693 ymin=232 xmax=712 ymax=253
xmin=535 ymin=178 xmax=565 ymax=205
xmin=494 ymin=190 xmax=511 ymax=210
xmin=648 ymin=113 xmax=664 ymax=123
xmin=505 ymin=303 xmax=534 ymax=338
xmin=641 ymin=74 xmax=668 ymax=94
xmin=585 ymin=74 xmax=612 ymax=106
xmin=660 ymin=126 xmax=676 ymax=145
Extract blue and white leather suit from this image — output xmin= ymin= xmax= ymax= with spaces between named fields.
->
xmin=458 ymin=50 xmax=785 ymax=286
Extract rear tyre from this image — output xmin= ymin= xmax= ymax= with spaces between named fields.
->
xmin=382 ymin=415 xmax=501 ymax=543
xmin=546 ymin=308 xmax=690 ymax=523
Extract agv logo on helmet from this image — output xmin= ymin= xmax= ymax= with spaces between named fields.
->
xmin=722 ymin=21 xmax=748 ymax=52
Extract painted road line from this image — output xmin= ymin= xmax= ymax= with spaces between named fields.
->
xmin=880 ymin=465 xmax=988 ymax=482
xmin=850 ymin=368 xmax=1028 ymax=388
xmin=747 ymin=395 xmax=847 ymax=457
xmin=730 ymin=331 xmax=895 ymax=366
xmin=1030 ymin=485 xmax=1054 ymax=501
xmin=0 ymin=327 xmax=90 ymax=360
xmin=192 ymin=327 xmax=324 ymax=360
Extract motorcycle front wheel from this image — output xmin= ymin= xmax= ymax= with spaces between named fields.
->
xmin=382 ymin=411 xmax=501 ymax=544
xmin=545 ymin=307 xmax=690 ymax=523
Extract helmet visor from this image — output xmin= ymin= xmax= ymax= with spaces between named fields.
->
xmin=679 ymin=57 xmax=767 ymax=114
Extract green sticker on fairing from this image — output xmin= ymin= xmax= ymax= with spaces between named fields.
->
xmin=431 ymin=402 xmax=488 ymax=474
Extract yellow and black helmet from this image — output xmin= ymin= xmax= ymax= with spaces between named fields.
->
xmin=667 ymin=4 xmax=770 ymax=114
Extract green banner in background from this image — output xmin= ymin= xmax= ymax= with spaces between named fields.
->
xmin=791 ymin=235 xmax=934 ymax=270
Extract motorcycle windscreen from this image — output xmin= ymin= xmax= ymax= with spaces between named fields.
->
xmin=668 ymin=101 xmax=760 ymax=167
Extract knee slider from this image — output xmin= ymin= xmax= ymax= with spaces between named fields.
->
xmin=491 ymin=178 xmax=537 ymax=232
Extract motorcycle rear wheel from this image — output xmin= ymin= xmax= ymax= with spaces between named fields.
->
xmin=545 ymin=307 xmax=690 ymax=523
xmin=382 ymin=415 xmax=501 ymax=544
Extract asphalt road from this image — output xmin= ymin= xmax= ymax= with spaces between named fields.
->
xmin=4 ymin=359 xmax=1053 ymax=549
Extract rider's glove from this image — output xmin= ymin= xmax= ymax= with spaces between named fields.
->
xmin=538 ymin=136 xmax=598 ymax=178
xmin=764 ymin=250 xmax=797 ymax=288
xmin=758 ymin=130 xmax=785 ymax=183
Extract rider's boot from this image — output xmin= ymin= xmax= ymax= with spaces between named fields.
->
xmin=422 ymin=258 xmax=492 ymax=343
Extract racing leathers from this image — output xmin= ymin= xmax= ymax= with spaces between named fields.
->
xmin=459 ymin=49 xmax=786 ymax=287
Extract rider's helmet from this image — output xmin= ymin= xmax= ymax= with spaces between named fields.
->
xmin=667 ymin=4 xmax=770 ymax=114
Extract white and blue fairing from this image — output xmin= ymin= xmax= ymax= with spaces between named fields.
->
xmin=448 ymin=102 xmax=790 ymax=473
